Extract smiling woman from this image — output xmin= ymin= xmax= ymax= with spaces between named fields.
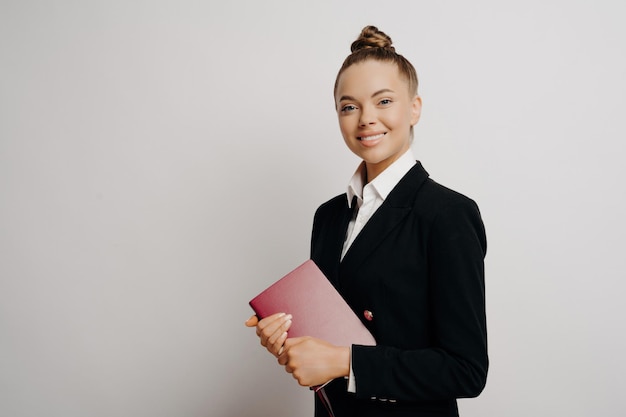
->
xmin=246 ymin=25 xmax=487 ymax=417
xmin=335 ymin=60 xmax=422 ymax=181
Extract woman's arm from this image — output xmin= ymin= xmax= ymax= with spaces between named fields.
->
xmin=351 ymin=200 xmax=488 ymax=401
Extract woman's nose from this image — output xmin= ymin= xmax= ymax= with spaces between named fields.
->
xmin=359 ymin=106 xmax=376 ymax=126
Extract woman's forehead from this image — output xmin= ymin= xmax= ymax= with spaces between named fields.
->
xmin=336 ymin=61 xmax=408 ymax=98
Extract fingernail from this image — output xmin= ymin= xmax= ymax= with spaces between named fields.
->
xmin=285 ymin=314 xmax=293 ymax=321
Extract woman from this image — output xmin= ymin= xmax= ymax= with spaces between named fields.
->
xmin=246 ymin=25 xmax=488 ymax=417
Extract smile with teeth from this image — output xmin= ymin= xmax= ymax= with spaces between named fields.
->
xmin=358 ymin=132 xmax=387 ymax=141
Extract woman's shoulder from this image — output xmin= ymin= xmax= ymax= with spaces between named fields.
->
xmin=414 ymin=177 xmax=482 ymax=219
xmin=422 ymin=177 xmax=477 ymax=203
xmin=394 ymin=161 xmax=481 ymax=215
xmin=314 ymin=193 xmax=349 ymax=216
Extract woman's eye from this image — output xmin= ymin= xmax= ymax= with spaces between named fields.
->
xmin=379 ymin=99 xmax=392 ymax=105
xmin=341 ymin=105 xmax=357 ymax=113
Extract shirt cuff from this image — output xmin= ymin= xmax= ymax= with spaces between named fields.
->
xmin=348 ymin=346 xmax=356 ymax=393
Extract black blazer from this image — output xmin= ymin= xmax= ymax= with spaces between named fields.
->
xmin=310 ymin=162 xmax=488 ymax=417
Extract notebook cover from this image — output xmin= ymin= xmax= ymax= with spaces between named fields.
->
xmin=249 ymin=260 xmax=376 ymax=347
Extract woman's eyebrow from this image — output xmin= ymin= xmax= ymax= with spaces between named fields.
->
xmin=372 ymin=88 xmax=394 ymax=97
xmin=338 ymin=89 xmax=395 ymax=102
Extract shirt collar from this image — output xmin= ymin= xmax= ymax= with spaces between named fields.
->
xmin=346 ymin=148 xmax=417 ymax=208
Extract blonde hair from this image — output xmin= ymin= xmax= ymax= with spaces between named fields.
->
xmin=334 ymin=26 xmax=419 ymax=97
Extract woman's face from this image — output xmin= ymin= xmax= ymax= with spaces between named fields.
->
xmin=335 ymin=60 xmax=421 ymax=181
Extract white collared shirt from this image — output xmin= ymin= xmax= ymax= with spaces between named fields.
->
xmin=342 ymin=147 xmax=417 ymax=392
xmin=341 ymin=148 xmax=417 ymax=260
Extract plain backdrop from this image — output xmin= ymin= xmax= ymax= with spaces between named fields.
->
xmin=1 ymin=1 xmax=625 ymax=416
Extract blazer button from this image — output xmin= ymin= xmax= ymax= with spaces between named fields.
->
xmin=363 ymin=310 xmax=374 ymax=321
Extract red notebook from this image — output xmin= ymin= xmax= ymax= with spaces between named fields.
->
xmin=249 ymin=260 xmax=376 ymax=347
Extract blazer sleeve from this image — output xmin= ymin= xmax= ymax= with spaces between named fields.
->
xmin=350 ymin=198 xmax=488 ymax=402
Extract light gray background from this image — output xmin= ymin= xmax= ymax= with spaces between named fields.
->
xmin=1 ymin=1 xmax=625 ymax=416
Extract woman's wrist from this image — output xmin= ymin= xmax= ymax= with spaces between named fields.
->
xmin=331 ymin=346 xmax=351 ymax=379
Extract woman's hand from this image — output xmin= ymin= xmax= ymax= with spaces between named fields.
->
xmin=245 ymin=313 xmax=292 ymax=357
xmin=277 ymin=336 xmax=350 ymax=387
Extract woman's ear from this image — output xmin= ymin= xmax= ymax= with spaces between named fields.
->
xmin=410 ymin=95 xmax=422 ymax=126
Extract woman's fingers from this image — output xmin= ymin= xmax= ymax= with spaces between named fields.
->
xmin=257 ymin=313 xmax=289 ymax=340
xmin=257 ymin=313 xmax=292 ymax=355
xmin=244 ymin=315 xmax=259 ymax=327
xmin=245 ymin=312 xmax=293 ymax=357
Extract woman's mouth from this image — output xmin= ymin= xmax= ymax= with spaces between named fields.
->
xmin=358 ymin=132 xmax=386 ymax=141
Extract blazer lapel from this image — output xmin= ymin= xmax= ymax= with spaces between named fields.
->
xmin=340 ymin=162 xmax=429 ymax=274
xmin=315 ymin=195 xmax=356 ymax=286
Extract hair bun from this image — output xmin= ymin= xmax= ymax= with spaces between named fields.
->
xmin=350 ymin=25 xmax=395 ymax=53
